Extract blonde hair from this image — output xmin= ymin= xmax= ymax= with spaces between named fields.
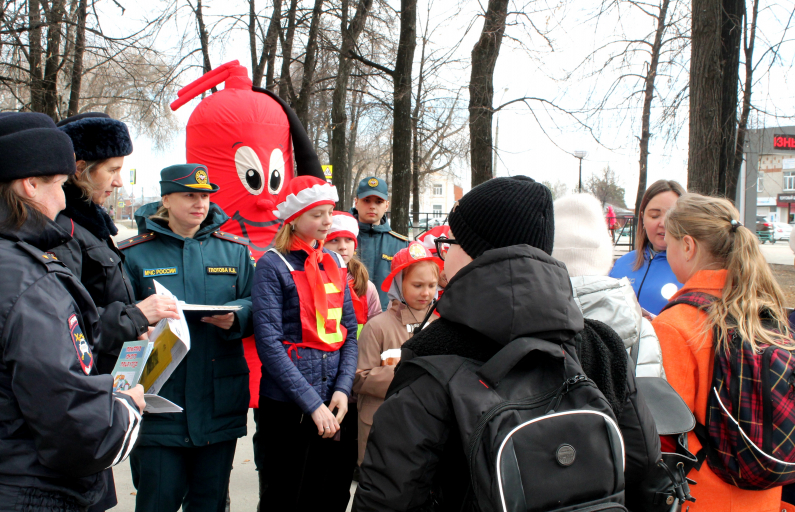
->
xmin=634 ymin=179 xmax=687 ymax=270
xmin=68 ymin=160 xmax=104 ymax=200
xmin=665 ymin=193 xmax=793 ymax=353
xmin=347 ymin=255 xmax=370 ymax=297
xmin=274 ymin=222 xmax=296 ymax=254
xmin=149 ymin=201 xmax=170 ymax=222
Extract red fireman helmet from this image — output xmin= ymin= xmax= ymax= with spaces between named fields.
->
xmin=381 ymin=242 xmax=443 ymax=292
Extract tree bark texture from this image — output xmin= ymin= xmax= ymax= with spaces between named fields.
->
xmin=331 ymin=0 xmax=373 ymax=210
xmin=278 ymin=0 xmax=298 ymax=101
xmin=67 ymin=0 xmax=86 ymax=117
xmin=194 ymin=0 xmax=216 ymax=93
xmin=636 ymin=0 xmax=670 ymax=216
xmin=390 ymin=0 xmax=417 ymax=236
xmin=42 ymin=0 xmax=65 ymax=119
xmin=294 ymin=0 xmax=325 ymax=128
xmin=688 ymin=0 xmax=723 ymax=195
xmin=411 ymin=35 xmax=427 ymax=223
xmin=731 ymin=0 xmax=759 ymax=201
xmin=263 ymin=0 xmax=282 ymax=89
xmin=28 ymin=0 xmax=44 ymax=112
xmin=720 ymin=0 xmax=744 ymax=200
xmin=468 ymin=0 xmax=509 ymax=188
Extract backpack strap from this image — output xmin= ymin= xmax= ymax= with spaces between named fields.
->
xmin=477 ymin=337 xmax=566 ymax=388
xmin=660 ymin=291 xmax=717 ymax=313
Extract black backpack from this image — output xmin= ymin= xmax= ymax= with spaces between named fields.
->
xmin=392 ymin=336 xmax=627 ymax=512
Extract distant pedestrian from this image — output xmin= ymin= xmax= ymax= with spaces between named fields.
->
xmin=253 ymin=176 xmax=358 ymax=511
xmin=350 ymin=176 xmax=409 ymax=309
xmin=610 ymin=179 xmax=687 ymax=315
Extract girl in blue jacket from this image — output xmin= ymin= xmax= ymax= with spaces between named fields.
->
xmin=610 ymin=179 xmax=686 ymax=315
xmin=252 ymin=176 xmax=358 ymax=510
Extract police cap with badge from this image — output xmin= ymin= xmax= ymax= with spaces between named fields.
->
xmin=160 ymin=163 xmax=220 ymax=195
xmin=357 ymin=176 xmax=388 ymax=200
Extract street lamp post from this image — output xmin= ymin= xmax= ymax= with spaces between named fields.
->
xmin=573 ymin=151 xmax=587 ymax=192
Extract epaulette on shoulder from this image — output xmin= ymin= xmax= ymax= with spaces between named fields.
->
xmin=117 ymin=232 xmax=156 ymax=250
xmin=14 ymin=241 xmax=65 ymax=270
xmin=388 ymin=231 xmax=409 ymax=242
xmin=213 ymin=231 xmax=250 ymax=246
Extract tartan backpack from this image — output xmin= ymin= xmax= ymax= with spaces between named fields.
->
xmin=661 ymin=292 xmax=795 ymax=490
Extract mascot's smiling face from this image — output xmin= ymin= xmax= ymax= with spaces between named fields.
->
xmin=185 ymin=86 xmax=295 ymax=256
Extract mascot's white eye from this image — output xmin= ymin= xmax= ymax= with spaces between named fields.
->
xmin=235 ymin=146 xmax=265 ymax=195
xmin=268 ymin=148 xmax=285 ymax=195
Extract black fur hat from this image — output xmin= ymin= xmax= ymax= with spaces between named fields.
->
xmin=0 ymin=112 xmax=76 ymax=180
xmin=57 ymin=112 xmax=133 ymax=162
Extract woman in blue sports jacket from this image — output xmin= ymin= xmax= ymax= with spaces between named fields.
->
xmin=252 ymin=176 xmax=358 ymax=511
xmin=610 ymin=179 xmax=686 ymax=315
xmin=120 ymin=164 xmax=254 ymax=512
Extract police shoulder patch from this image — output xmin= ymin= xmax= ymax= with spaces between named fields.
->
xmin=388 ymin=231 xmax=409 ymax=242
xmin=212 ymin=231 xmax=250 ymax=246
xmin=117 ymin=232 xmax=156 ymax=250
xmin=68 ymin=314 xmax=93 ymax=375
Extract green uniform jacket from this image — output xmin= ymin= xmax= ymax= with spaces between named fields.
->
xmin=350 ymin=208 xmax=408 ymax=310
xmin=120 ymin=202 xmax=254 ymax=447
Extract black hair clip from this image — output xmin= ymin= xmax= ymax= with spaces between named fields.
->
xmin=730 ymin=219 xmax=742 ymax=232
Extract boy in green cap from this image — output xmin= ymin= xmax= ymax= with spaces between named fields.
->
xmin=351 ymin=176 xmax=408 ymax=310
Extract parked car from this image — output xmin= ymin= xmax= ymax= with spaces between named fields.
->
xmin=772 ymin=222 xmax=792 ymax=241
xmin=756 ymin=216 xmax=774 ymax=244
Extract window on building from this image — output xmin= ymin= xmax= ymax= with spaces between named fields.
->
xmin=758 ymin=175 xmax=764 ymax=192
xmin=433 ymin=204 xmax=443 ymax=217
xmin=785 ymin=171 xmax=795 ymax=191
xmin=433 ymin=183 xmax=443 ymax=196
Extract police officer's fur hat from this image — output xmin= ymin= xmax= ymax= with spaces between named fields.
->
xmin=57 ymin=112 xmax=133 ymax=162
xmin=0 ymin=112 xmax=76 ymax=180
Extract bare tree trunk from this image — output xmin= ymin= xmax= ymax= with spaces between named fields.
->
xmin=193 ymin=0 xmax=216 ymax=93
xmin=331 ymin=0 xmax=373 ymax=209
xmin=28 ymin=0 xmax=44 ymax=112
xmin=731 ymin=0 xmax=759 ymax=201
xmin=42 ymin=0 xmax=66 ymax=119
xmin=248 ymin=0 xmax=259 ymax=83
xmin=67 ymin=0 xmax=86 ymax=117
xmin=278 ymin=0 xmax=298 ymax=101
xmin=346 ymin=88 xmax=362 ymax=205
xmin=390 ymin=0 xmax=417 ymax=235
xmin=263 ymin=0 xmax=282 ymax=89
xmin=294 ymin=0 xmax=325 ymax=127
xmin=636 ymin=0 xmax=671 ymax=216
xmin=720 ymin=0 xmax=743 ymax=199
xmin=468 ymin=0 xmax=509 ymax=188
xmin=411 ymin=34 xmax=427 ymax=224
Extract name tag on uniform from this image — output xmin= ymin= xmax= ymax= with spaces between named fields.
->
xmin=381 ymin=254 xmax=393 ymax=261
xmin=143 ymin=267 xmax=178 ymax=277
xmin=207 ymin=266 xmax=238 ymax=275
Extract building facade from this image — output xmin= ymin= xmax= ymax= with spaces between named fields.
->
xmin=742 ymin=127 xmax=795 ymax=226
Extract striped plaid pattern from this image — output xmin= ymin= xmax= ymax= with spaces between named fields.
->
xmin=663 ymin=292 xmax=795 ymax=490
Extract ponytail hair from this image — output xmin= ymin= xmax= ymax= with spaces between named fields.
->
xmin=346 ymin=255 xmax=370 ymax=297
xmin=665 ymin=193 xmax=793 ymax=353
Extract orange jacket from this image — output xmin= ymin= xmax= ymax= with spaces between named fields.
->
xmin=653 ymin=269 xmax=782 ymax=512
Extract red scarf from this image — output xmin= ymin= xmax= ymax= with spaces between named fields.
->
xmin=291 ymin=236 xmax=345 ymax=334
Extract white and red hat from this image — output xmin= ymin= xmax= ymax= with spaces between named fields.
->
xmin=327 ymin=211 xmax=359 ymax=248
xmin=417 ymin=225 xmax=451 ymax=255
xmin=272 ymin=175 xmax=338 ymax=223
xmin=381 ymin=241 xmax=443 ymax=292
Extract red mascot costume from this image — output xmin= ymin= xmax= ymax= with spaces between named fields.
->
xmin=171 ymin=60 xmax=326 ymax=411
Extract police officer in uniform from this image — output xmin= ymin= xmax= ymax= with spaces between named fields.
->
xmin=0 ymin=112 xmax=144 ymax=511
xmin=120 ymin=164 xmax=254 ymax=512
xmin=350 ymin=177 xmax=408 ymax=309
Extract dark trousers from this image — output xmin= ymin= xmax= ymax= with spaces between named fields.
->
xmin=130 ymin=440 xmax=236 ymax=512
xmin=258 ymin=397 xmax=356 ymax=511
xmin=0 ymin=483 xmax=86 ymax=512
xmin=85 ymin=470 xmax=115 ymax=512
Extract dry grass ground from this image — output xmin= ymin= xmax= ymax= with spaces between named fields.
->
xmin=771 ymin=264 xmax=795 ymax=309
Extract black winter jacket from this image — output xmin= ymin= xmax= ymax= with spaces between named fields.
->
xmin=353 ymin=245 xmax=660 ymax=512
xmin=51 ymin=184 xmax=148 ymax=373
xmin=0 ymin=206 xmax=142 ymax=509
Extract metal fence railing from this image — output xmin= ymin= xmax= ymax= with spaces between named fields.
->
xmin=385 ymin=212 xmax=448 ymax=240
xmin=610 ymin=215 xmax=636 ymax=249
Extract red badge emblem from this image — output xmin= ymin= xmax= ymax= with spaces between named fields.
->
xmin=68 ymin=314 xmax=93 ymax=375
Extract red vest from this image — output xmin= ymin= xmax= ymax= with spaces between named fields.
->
xmin=347 ymin=275 xmax=368 ymax=338
xmin=269 ymin=249 xmax=349 ymax=359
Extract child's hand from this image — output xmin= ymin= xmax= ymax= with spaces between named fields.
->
xmin=311 ymin=403 xmax=340 ymax=438
xmin=329 ymin=391 xmax=348 ymax=424
xmin=201 ymin=313 xmax=235 ymax=330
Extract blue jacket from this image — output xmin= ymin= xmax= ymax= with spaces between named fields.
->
xmin=120 ymin=202 xmax=254 ymax=447
xmin=350 ymin=208 xmax=409 ymax=310
xmin=609 ymin=248 xmax=683 ymax=315
xmin=253 ymin=248 xmax=358 ymax=414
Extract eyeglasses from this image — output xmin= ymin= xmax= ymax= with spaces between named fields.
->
xmin=434 ymin=236 xmax=458 ymax=261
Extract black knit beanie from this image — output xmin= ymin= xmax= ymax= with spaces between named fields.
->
xmin=448 ymin=176 xmax=554 ymax=258
xmin=57 ymin=112 xmax=133 ymax=161
xmin=0 ymin=112 xmax=76 ymax=180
